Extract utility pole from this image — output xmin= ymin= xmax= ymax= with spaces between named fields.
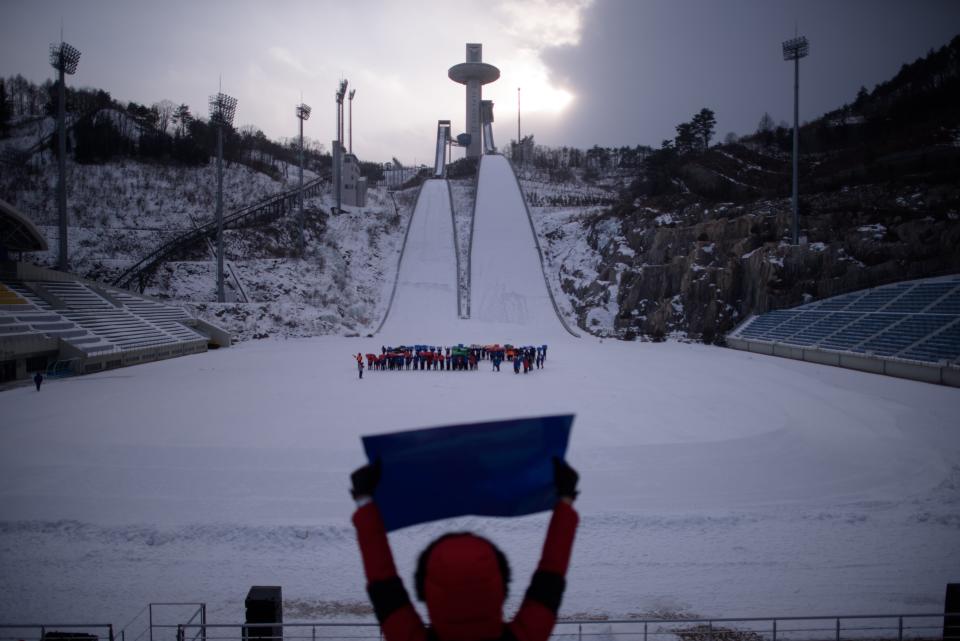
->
xmin=49 ymin=39 xmax=81 ymax=271
xmin=782 ymin=35 xmax=809 ymax=245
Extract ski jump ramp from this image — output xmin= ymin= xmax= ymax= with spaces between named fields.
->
xmin=377 ymin=154 xmax=577 ymax=343
xmin=469 ymin=154 xmax=578 ymax=341
xmin=376 ymin=179 xmax=461 ymax=342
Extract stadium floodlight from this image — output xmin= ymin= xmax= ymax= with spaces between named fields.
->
xmin=348 ymin=89 xmax=356 ymax=154
xmin=782 ymin=35 xmax=809 ymax=245
xmin=296 ymin=102 xmax=311 ymax=255
xmin=50 ymin=40 xmax=81 ymax=272
xmin=209 ymin=92 xmax=238 ymax=128
xmin=209 ymin=90 xmax=238 ymax=302
xmin=334 ymin=80 xmax=348 ymax=213
xmin=335 ymin=79 xmax=348 ymax=143
xmin=782 ymin=36 xmax=809 ymax=61
xmin=517 ymin=87 xmax=521 ymax=166
xmin=49 ymin=42 xmax=81 ymax=75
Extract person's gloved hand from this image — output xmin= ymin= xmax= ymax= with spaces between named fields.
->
xmin=553 ymin=456 xmax=579 ymax=502
xmin=350 ymin=459 xmax=382 ymax=501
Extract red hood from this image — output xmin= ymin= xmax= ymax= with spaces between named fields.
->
xmin=423 ymin=535 xmax=505 ymax=641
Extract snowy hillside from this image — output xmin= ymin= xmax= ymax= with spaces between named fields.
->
xmin=0 ymin=126 xmax=415 ymax=340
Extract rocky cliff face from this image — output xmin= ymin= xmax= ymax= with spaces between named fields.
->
xmin=560 ymin=181 xmax=960 ymax=341
xmin=553 ymin=34 xmax=960 ymax=341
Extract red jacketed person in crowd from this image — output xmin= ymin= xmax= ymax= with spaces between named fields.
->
xmin=350 ymin=458 xmax=579 ymax=641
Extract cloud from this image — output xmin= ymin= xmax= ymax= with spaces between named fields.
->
xmin=267 ymin=46 xmax=314 ymax=77
xmin=495 ymin=0 xmax=594 ymax=48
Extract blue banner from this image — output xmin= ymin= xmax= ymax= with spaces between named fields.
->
xmin=362 ymin=414 xmax=574 ymax=531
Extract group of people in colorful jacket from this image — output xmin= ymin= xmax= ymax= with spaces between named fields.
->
xmin=492 ymin=345 xmax=547 ymax=374
xmin=355 ymin=343 xmax=548 ymax=377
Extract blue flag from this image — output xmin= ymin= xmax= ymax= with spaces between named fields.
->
xmin=362 ymin=414 xmax=574 ymax=531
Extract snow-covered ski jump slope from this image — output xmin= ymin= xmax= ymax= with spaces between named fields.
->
xmin=377 ymin=179 xmax=460 ymax=343
xmin=1 ymin=155 xmax=959 ymax=626
xmin=468 ymin=154 xmax=577 ymax=342
xmin=379 ymin=154 xmax=574 ymax=344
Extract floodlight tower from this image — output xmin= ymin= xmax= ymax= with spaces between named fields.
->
xmin=49 ymin=40 xmax=81 ymax=271
xmin=348 ymin=89 xmax=356 ymax=154
xmin=334 ymin=80 xmax=347 ymax=213
xmin=783 ymin=35 xmax=809 ymax=245
xmin=517 ymin=87 xmax=521 ymax=166
xmin=209 ymin=91 xmax=237 ymax=303
xmin=296 ymin=102 xmax=311 ymax=256
xmin=448 ymin=43 xmax=500 ymax=159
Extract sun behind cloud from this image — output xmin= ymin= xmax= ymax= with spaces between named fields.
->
xmin=494 ymin=48 xmax=574 ymax=115
xmin=490 ymin=0 xmax=592 ymax=115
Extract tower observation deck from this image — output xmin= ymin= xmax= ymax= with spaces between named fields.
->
xmin=448 ymin=43 xmax=500 ymax=159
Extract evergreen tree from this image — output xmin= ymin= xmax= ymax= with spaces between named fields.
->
xmin=691 ymin=107 xmax=716 ymax=150
xmin=674 ymin=122 xmax=698 ymax=155
xmin=853 ymin=86 xmax=870 ymax=112
xmin=756 ymin=112 xmax=775 ymax=146
xmin=0 ymin=79 xmax=10 ymax=137
xmin=173 ymin=103 xmax=192 ymax=137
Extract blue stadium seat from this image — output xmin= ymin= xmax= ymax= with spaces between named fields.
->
xmin=730 ymin=276 xmax=960 ymax=371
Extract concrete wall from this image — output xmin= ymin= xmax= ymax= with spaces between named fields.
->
xmin=192 ymin=319 xmax=232 ymax=348
xmin=0 ymin=333 xmax=59 ymax=380
xmin=77 ymin=339 xmax=208 ymax=375
xmin=726 ymin=336 xmax=960 ymax=388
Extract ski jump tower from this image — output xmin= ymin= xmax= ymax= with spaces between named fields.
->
xmin=448 ymin=43 xmax=500 ymax=159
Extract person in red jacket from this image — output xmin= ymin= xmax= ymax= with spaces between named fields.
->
xmin=350 ymin=458 xmax=579 ymax=641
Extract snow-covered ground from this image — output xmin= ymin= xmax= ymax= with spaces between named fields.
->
xmin=2 ymin=338 xmax=958 ymax=627
xmin=1 ymin=155 xmax=959 ymax=631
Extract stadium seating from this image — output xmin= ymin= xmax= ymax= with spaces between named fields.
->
xmin=0 ymin=277 xmax=211 ymax=373
xmin=0 ymin=282 xmax=28 ymax=305
xmin=728 ymin=275 xmax=960 ymax=366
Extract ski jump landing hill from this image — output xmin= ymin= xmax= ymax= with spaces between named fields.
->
xmin=378 ymin=153 xmax=578 ymax=345
xmin=376 ymin=178 xmax=461 ymax=342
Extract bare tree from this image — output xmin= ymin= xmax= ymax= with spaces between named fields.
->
xmin=153 ymin=99 xmax=175 ymax=135
xmin=756 ymin=112 xmax=774 ymax=135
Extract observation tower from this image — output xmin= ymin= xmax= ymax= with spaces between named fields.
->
xmin=448 ymin=43 xmax=500 ymax=159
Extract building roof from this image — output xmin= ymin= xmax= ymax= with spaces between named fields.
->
xmin=0 ymin=198 xmax=48 ymax=252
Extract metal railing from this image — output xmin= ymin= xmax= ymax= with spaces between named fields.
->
xmin=0 ymin=623 xmax=114 ymax=641
xmin=552 ymin=614 xmax=957 ymax=641
xmin=443 ymin=179 xmax=464 ymax=319
xmin=112 ymin=174 xmax=329 ymax=292
xmin=113 ymin=602 xmax=206 ymax=641
xmin=4 ymin=612 xmax=956 ymax=641
xmin=163 ymin=613 xmax=958 ymax=641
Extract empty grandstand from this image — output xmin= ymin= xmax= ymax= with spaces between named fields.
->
xmin=726 ymin=275 xmax=960 ymax=387
xmin=1 ymin=199 xmax=230 ymax=384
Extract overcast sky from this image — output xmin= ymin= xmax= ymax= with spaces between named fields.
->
xmin=2 ymin=0 xmax=959 ymax=164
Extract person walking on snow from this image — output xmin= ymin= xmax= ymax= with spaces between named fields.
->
xmin=33 ymin=371 xmax=43 ymax=391
xmin=350 ymin=458 xmax=579 ymax=641
xmin=358 ymin=358 xmax=364 ymax=380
